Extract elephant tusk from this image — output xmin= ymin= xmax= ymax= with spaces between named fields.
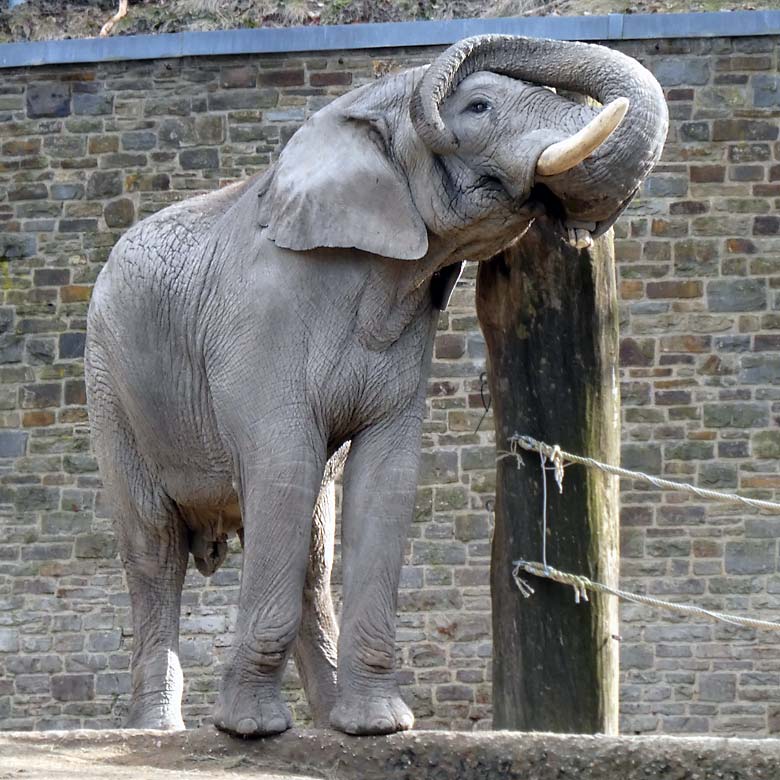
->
xmin=567 ymin=227 xmax=593 ymax=250
xmin=535 ymin=97 xmax=630 ymax=177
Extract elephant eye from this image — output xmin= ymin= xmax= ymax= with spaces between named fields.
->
xmin=468 ymin=101 xmax=490 ymax=114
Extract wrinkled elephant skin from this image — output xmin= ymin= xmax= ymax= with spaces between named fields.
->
xmin=85 ymin=35 xmax=667 ymax=737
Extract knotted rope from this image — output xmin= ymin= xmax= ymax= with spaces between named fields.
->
xmin=505 ymin=434 xmax=780 ymax=632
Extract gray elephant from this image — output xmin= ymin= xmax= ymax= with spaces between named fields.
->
xmin=85 ymin=34 xmax=667 ymax=737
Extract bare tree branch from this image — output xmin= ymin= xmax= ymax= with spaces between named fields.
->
xmin=99 ymin=0 xmax=129 ymax=37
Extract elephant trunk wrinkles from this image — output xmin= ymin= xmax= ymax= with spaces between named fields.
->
xmin=410 ymin=34 xmax=668 ymax=227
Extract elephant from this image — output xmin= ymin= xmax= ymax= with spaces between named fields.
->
xmin=84 ymin=34 xmax=667 ymax=737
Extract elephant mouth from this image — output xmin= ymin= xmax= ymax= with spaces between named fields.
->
xmin=521 ymin=182 xmax=566 ymax=221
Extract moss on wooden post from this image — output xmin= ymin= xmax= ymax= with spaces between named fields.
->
xmin=476 ymin=215 xmax=620 ymax=734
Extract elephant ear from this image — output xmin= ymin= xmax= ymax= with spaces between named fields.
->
xmin=258 ymin=109 xmax=428 ymax=260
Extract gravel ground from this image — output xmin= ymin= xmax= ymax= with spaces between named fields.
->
xmin=2 ymin=726 xmax=780 ymax=780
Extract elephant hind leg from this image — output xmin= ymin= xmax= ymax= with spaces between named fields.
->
xmin=89 ymin=391 xmax=188 ymax=730
xmin=120 ymin=501 xmax=189 ymax=731
xmin=294 ymin=476 xmax=339 ymax=727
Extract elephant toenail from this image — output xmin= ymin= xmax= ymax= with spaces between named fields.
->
xmin=237 ymin=718 xmax=258 ymax=734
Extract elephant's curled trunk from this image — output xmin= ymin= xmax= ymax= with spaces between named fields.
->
xmin=410 ymin=35 xmax=668 ymax=225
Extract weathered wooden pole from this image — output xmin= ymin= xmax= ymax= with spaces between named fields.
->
xmin=476 ymin=215 xmax=620 ymax=734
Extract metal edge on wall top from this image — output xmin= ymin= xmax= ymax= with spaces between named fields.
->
xmin=0 ymin=10 xmax=779 ymax=69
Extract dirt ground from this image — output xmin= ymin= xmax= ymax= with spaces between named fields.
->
xmin=2 ymin=726 xmax=780 ymax=780
xmin=0 ymin=728 xmax=316 ymax=780
xmin=0 ymin=0 xmax=776 ymax=43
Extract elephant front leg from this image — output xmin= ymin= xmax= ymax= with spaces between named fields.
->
xmin=214 ymin=446 xmax=323 ymax=738
xmin=330 ymin=418 xmax=422 ymax=735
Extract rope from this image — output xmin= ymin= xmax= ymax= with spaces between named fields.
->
xmin=512 ymin=560 xmax=780 ymax=632
xmin=509 ymin=434 xmax=780 ymax=513
xmin=505 ymin=433 xmax=780 ymax=632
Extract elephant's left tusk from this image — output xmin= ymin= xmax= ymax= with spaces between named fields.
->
xmin=536 ymin=97 xmax=630 ymax=177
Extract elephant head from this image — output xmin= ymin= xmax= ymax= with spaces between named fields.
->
xmin=259 ymin=34 xmax=667 ymax=266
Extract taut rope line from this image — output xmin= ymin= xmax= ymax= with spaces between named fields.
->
xmin=505 ymin=434 xmax=780 ymax=632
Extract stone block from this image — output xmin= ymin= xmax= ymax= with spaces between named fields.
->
xmin=0 ymin=628 xmax=19 ymax=653
xmin=703 ymin=403 xmax=769 ymax=428
xmin=44 ymin=134 xmax=87 ymax=158
xmin=643 ymin=176 xmax=688 ymax=198
xmin=20 ymin=383 xmax=61 ymax=408
xmin=144 ymin=96 xmax=191 ymax=116
xmin=398 ymin=589 xmax=463 ymax=612
xmin=50 ymin=183 xmax=84 ymax=201
xmin=207 ymin=89 xmax=277 ymax=111
xmin=665 ymin=441 xmax=713 ymax=461
xmin=59 ymin=218 xmax=99 ymax=233
xmin=753 ymin=431 xmax=780 ymax=458
xmin=754 ymin=216 xmax=780 ymax=235
xmin=621 ymin=444 xmax=662 ymax=474
xmin=654 ymin=59 xmax=710 ymax=86
xmin=646 ymin=281 xmax=702 ymax=299
xmin=89 ymin=135 xmax=119 ymax=154
xmin=65 ymin=379 xmax=87 ymax=406
xmin=432 ymin=615 xmax=490 ymax=642
xmin=699 ymin=673 xmax=737 ymax=702
xmin=310 ymin=72 xmax=352 ymax=87
xmin=725 ymin=542 xmax=776 ymax=575
xmin=454 ymin=515 xmax=489 ymax=542
xmin=75 ymin=533 xmax=117 ymax=559
xmin=712 ymin=119 xmax=779 ymax=141
xmin=419 ymin=450 xmax=458 ymax=486
xmin=220 ymin=66 xmax=256 ymax=89
xmin=753 ymin=75 xmax=780 ymax=107
xmin=258 ymin=69 xmax=305 ymax=87
xmin=689 ymin=165 xmax=724 ymax=183
xmin=698 ymin=462 xmax=738 ymax=488
xmin=0 ymin=334 xmax=23 ymax=364
xmin=0 ymin=234 xmax=37 ymax=259
xmin=87 ymin=630 xmax=122 ymax=652
xmin=121 ymin=130 xmax=157 ymax=151
xmin=435 ymin=334 xmax=466 ymax=359
xmin=433 ymin=486 xmax=468 ymax=512
xmin=8 ymin=183 xmax=48 ymax=201
xmin=673 ymin=240 xmax=718 ymax=277
xmin=59 ymin=332 xmax=86 ymax=359
xmin=51 ymin=674 xmax=94 ymax=702
xmin=86 ymin=170 xmax=122 ymax=200
xmin=27 ymin=82 xmax=71 ymax=118
xmin=707 ymin=279 xmax=766 ymax=312
xmin=412 ymin=542 xmax=466 ymax=566
xmin=179 ymin=148 xmax=219 ymax=169
xmin=34 ymin=268 xmax=69 ymax=286
xmin=73 ymin=92 xmax=113 ymax=115
xmin=60 ymin=285 xmax=92 ymax=303
xmin=104 ymin=198 xmax=135 ymax=228
xmin=0 ymin=430 xmax=27 ymax=457
xmin=95 ymin=672 xmax=132 ymax=696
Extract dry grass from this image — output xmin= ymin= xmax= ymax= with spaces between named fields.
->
xmin=0 ymin=0 xmax=775 ymax=42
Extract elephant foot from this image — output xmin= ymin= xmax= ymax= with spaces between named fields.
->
xmin=330 ymin=690 xmax=414 ymax=736
xmin=125 ymin=700 xmax=185 ymax=731
xmin=213 ymin=680 xmax=292 ymax=738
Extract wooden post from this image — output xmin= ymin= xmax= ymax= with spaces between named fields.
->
xmin=476 ymin=215 xmax=620 ymax=734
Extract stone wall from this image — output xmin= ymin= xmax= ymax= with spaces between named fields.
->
xmin=0 ymin=29 xmax=779 ymax=735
